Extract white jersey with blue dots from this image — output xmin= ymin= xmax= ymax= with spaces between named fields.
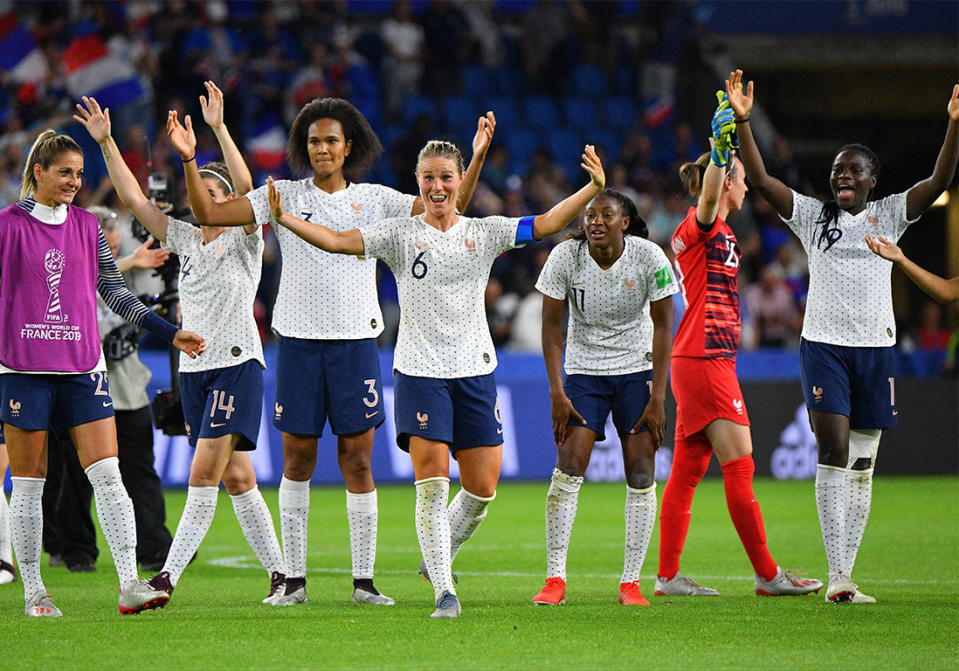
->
xmin=246 ymin=179 xmax=416 ymax=339
xmin=782 ymin=190 xmax=917 ymax=347
xmin=361 ymin=214 xmax=524 ymax=378
xmin=536 ymin=236 xmax=678 ymax=375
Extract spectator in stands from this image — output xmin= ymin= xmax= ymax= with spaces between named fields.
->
xmin=381 ymin=0 xmax=425 ymax=119
xmin=742 ymin=264 xmax=801 ymax=348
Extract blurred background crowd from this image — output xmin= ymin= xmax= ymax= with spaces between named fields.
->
xmin=0 ymin=0 xmax=955 ymax=371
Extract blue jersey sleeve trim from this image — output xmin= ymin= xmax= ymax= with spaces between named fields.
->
xmin=515 ymin=216 xmax=536 ymax=245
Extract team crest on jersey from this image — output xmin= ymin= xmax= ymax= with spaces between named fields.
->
xmin=623 ymin=278 xmax=636 ymax=291
xmin=812 ymin=386 xmax=823 ymax=403
xmin=8 ymin=399 xmax=21 ymax=417
xmin=351 ymin=202 xmax=363 ymax=213
xmin=732 ymin=398 xmax=743 ymax=414
xmin=274 ymin=402 xmax=284 ymax=420
xmin=417 ymin=412 xmax=429 ymax=429
xmin=464 ymin=238 xmax=476 ymax=252
xmin=215 ymin=244 xmax=225 ymax=256
xmin=867 ymin=216 xmax=879 ymax=225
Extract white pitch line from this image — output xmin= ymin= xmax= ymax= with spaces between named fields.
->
xmin=206 ymin=556 xmax=958 ymax=585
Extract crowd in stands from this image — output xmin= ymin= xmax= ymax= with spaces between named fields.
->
xmin=0 ymin=0 xmax=952 ymax=361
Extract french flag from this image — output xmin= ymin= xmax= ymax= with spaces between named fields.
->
xmin=0 ymin=13 xmax=48 ymax=83
xmin=63 ymin=33 xmax=145 ymax=110
xmin=248 ymin=118 xmax=287 ymax=172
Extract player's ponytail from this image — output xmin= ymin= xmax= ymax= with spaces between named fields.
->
xmin=680 ymin=151 xmax=737 ymax=199
xmin=20 ymin=129 xmax=84 ymax=201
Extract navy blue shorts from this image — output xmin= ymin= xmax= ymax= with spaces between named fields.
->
xmin=393 ymin=371 xmax=503 ymax=455
xmin=273 ymin=336 xmax=385 ymax=437
xmin=180 ymin=360 xmax=263 ymax=450
xmin=800 ymin=338 xmax=897 ymax=430
xmin=0 ymin=371 xmax=114 ymax=434
xmin=564 ymin=371 xmax=653 ymax=441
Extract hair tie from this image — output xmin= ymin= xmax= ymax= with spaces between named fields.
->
xmin=182 ymin=154 xmax=196 ymax=163
xmin=734 ymin=117 xmax=750 ymax=124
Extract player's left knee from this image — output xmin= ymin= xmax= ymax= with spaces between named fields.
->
xmin=847 ymin=429 xmax=881 ymax=470
xmin=626 ymin=471 xmax=654 ymax=490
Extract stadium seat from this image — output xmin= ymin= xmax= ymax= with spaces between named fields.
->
xmin=401 ymin=95 xmax=438 ymax=126
xmin=563 ymin=97 xmax=599 ymax=131
xmin=605 ymin=97 xmax=639 ymax=132
xmin=443 ymin=95 xmax=478 ymax=134
xmin=462 ymin=64 xmax=494 ymax=100
xmin=545 ymin=128 xmax=585 ymax=182
xmin=591 ymin=128 xmax=622 ymax=165
xmin=523 ymin=96 xmax=561 ymax=130
xmin=570 ymin=65 xmax=608 ymax=98
xmin=503 ymin=127 xmax=543 ymax=175
xmin=486 ymin=96 xmax=521 ymax=128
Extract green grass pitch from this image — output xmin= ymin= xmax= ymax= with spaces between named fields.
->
xmin=0 ymin=476 xmax=956 ymax=670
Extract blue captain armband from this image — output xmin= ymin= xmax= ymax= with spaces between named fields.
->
xmin=515 ymin=216 xmax=536 ymax=245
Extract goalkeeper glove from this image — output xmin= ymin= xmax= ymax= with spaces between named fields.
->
xmin=710 ymin=91 xmax=736 ymax=167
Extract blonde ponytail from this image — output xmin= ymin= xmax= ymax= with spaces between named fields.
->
xmin=19 ymin=129 xmax=84 ymax=201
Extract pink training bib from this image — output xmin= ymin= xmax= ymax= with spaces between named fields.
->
xmin=0 ymin=203 xmax=102 ymax=371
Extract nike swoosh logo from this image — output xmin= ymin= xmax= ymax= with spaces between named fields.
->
xmin=210 ymin=422 xmax=226 ymax=427
xmin=365 ymin=411 xmax=379 ymax=419
xmin=496 ymin=428 xmax=503 ymax=434
xmin=102 ymin=401 xmax=113 ymax=407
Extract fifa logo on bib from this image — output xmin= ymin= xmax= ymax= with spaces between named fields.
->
xmin=44 ymin=249 xmax=66 ymax=323
xmin=417 ymin=412 xmax=429 ymax=429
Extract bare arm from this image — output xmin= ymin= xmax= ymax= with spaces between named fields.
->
xmin=167 ymin=110 xmax=256 ymax=227
xmin=866 ymin=235 xmax=959 ymax=303
xmin=267 ymin=177 xmax=364 ymax=255
xmin=629 ymin=296 xmax=673 ymax=448
xmin=726 ymin=70 xmax=794 ymax=219
xmin=906 ymin=85 xmax=959 ymax=221
xmin=200 ymin=81 xmax=253 ymax=196
xmin=456 ymin=112 xmax=496 ymax=214
xmin=533 ymin=146 xmax=605 ymax=240
xmin=697 ymin=147 xmax=726 ymax=228
xmin=74 ymin=97 xmax=169 ymax=242
xmin=542 ymin=294 xmax=586 ymax=445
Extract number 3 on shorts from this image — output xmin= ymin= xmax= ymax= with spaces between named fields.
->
xmin=363 ymin=378 xmax=379 ymax=408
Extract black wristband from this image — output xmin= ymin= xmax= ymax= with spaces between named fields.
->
xmin=182 ymin=153 xmax=196 ymax=163
xmin=734 ymin=117 xmax=750 ymax=124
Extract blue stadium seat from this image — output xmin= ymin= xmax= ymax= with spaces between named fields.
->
xmin=523 ymin=96 xmax=561 ymax=130
xmin=605 ymin=97 xmax=639 ymax=132
xmin=546 ymin=128 xmax=585 ymax=182
xmin=570 ymin=65 xmax=608 ymax=98
xmin=491 ymin=66 xmax=525 ymax=96
xmin=442 ymin=95 xmax=478 ymax=134
xmin=486 ymin=96 xmax=521 ymax=128
xmin=591 ymin=128 xmax=622 ymax=166
xmin=503 ymin=128 xmax=543 ymax=175
xmin=401 ymin=95 xmax=438 ymax=126
xmin=462 ymin=64 xmax=493 ymax=101
xmin=563 ymin=97 xmax=599 ymax=131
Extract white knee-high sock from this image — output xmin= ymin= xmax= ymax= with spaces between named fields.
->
xmin=622 ymin=483 xmax=656 ymax=584
xmin=842 ymin=429 xmax=880 ymax=578
xmin=163 ymin=485 xmax=218 ymax=584
xmin=278 ymin=477 xmax=310 ymax=580
xmin=448 ymin=487 xmax=495 ymax=564
xmin=414 ymin=477 xmax=454 ymax=600
xmin=815 ymin=464 xmax=847 ymax=578
xmin=230 ymin=486 xmax=285 ymax=576
xmin=85 ymin=457 xmax=138 ymax=586
xmin=545 ymin=468 xmax=583 ymax=581
xmin=10 ymin=477 xmax=44 ymax=598
xmin=346 ymin=490 xmax=377 ymax=580
xmin=0 ymin=484 xmax=12 ymax=564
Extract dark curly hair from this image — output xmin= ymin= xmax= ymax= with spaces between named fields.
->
xmin=816 ymin=143 xmax=881 ymax=226
xmin=287 ymin=98 xmax=383 ymax=178
xmin=569 ymin=188 xmax=649 ymax=242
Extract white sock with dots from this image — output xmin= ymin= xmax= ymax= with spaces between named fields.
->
xmin=231 ymin=486 xmax=285 ymax=577
xmin=815 ymin=464 xmax=847 ymax=579
xmin=545 ymin=469 xmax=583 ymax=581
xmin=448 ymin=488 xmax=494 ymax=564
xmin=10 ymin=477 xmax=44 ymax=598
xmin=622 ymin=483 xmax=656 ymax=584
xmin=346 ymin=490 xmax=378 ymax=580
xmin=414 ymin=477 xmax=454 ymax=600
xmin=278 ymin=477 xmax=310 ymax=580
xmin=164 ymin=485 xmax=218 ymax=585
xmin=85 ymin=457 xmax=138 ymax=586
xmin=842 ymin=429 xmax=880 ymax=578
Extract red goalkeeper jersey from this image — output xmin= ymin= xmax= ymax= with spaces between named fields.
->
xmin=670 ymin=207 xmax=741 ymax=359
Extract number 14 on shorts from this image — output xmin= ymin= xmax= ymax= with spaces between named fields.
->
xmin=210 ymin=389 xmax=236 ymax=424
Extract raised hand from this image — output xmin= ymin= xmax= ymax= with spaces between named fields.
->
xmin=166 ymin=110 xmax=196 ymax=159
xmin=173 ymin=329 xmax=206 ymax=359
xmin=267 ymin=176 xmax=285 ymax=223
xmin=128 ymin=237 xmax=170 ymax=269
xmin=947 ymin=84 xmax=959 ymax=121
xmin=726 ymin=69 xmax=754 ymax=121
xmin=200 ymin=80 xmax=225 ymax=130
xmin=73 ymin=96 xmax=111 ymax=143
xmin=581 ymin=145 xmax=605 ymax=189
xmin=865 ymin=235 xmax=905 ymax=264
xmin=472 ymin=111 xmax=496 ymax=157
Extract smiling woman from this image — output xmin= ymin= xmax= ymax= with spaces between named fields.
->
xmin=0 ymin=128 xmax=205 ymax=617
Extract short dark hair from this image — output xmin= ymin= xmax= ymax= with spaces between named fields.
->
xmin=287 ymin=98 xmax=383 ymax=178
xmin=569 ymin=188 xmax=649 ymax=241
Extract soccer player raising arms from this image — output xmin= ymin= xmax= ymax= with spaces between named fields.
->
xmin=267 ymin=139 xmax=606 ymax=618
xmin=0 ymin=128 xmax=205 ymax=616
xmin=656 ymin=94 xmax=823 ymax=599
xmin=531 ymin=189 xmax=677 ymax=607
xmin=76 ymin=83 xmax=288 ymax=606
xmin=182 ymin=96 xmax=493 ymax=606
xmin=727 ymin=70 xmax=959 ymax=603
